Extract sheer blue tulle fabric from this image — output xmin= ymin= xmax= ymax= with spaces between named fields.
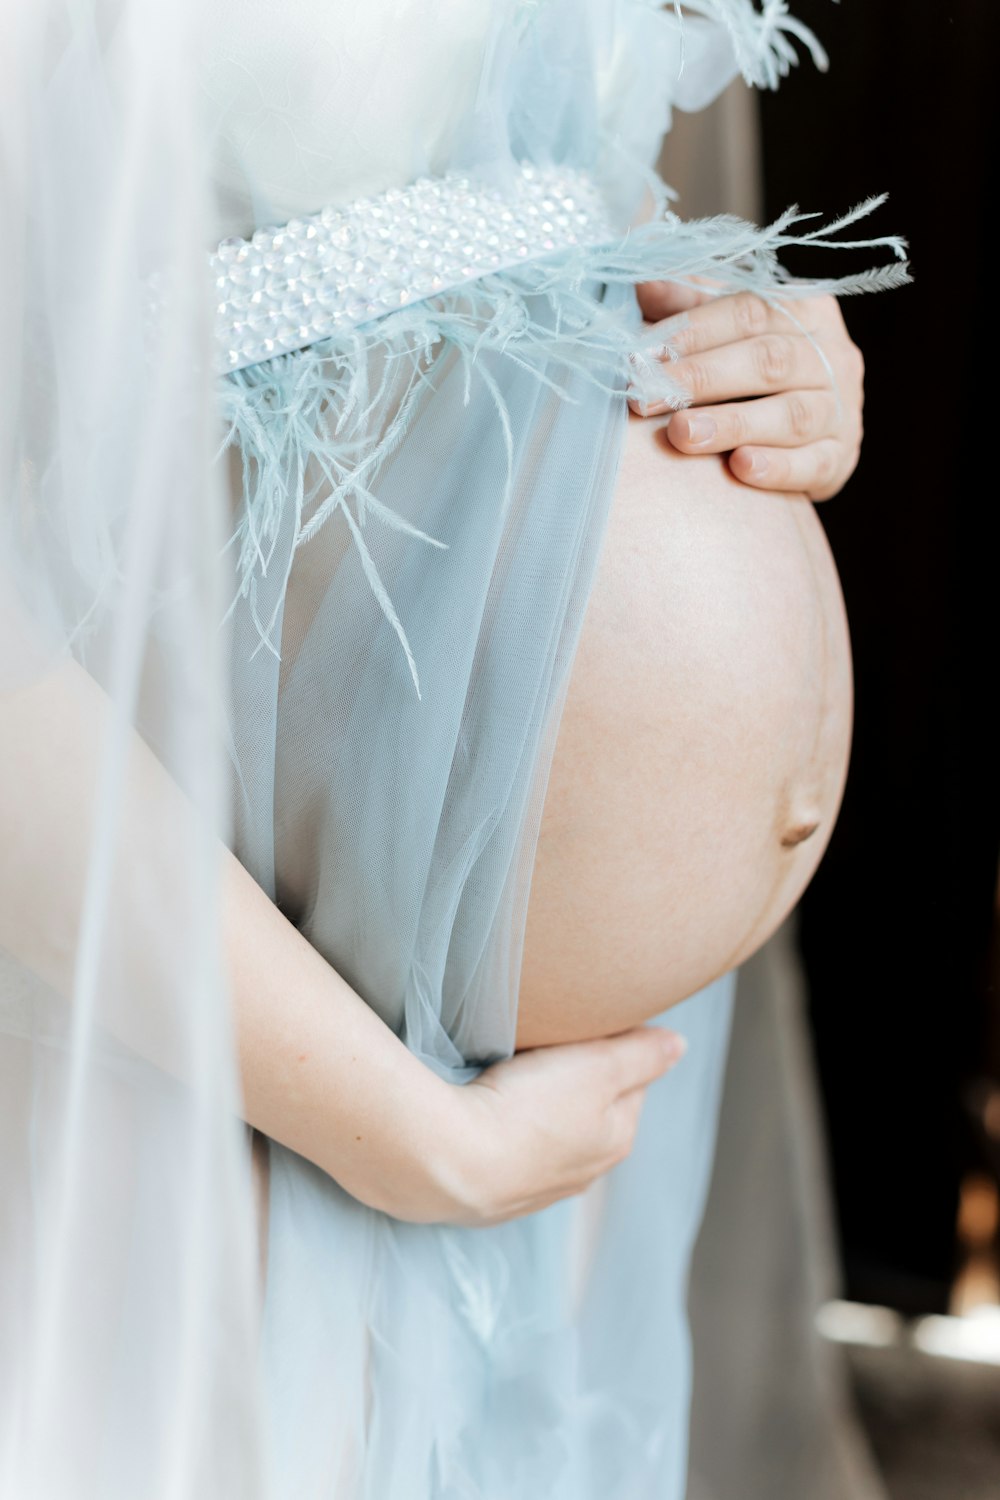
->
xmin=212 ymin=4 xmax=901 ymax=1496
xmin=228 ymin=272 xmax=738 ymax=1497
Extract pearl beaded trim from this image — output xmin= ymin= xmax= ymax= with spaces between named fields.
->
xmin=204 ymin=163 xmax=614 ymax=374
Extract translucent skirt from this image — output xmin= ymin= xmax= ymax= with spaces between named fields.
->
xmin=260 ymin=977 xmax=735 ymax=1500
xmin=220 ymin=274 xmax=737 ymax=1497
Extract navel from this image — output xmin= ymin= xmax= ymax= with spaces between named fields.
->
xmin=780 ymin=820 xmax=821 ymax=849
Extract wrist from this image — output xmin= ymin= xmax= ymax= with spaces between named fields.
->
xmin=334 ymin=1057 xmax=479 ymax=1225
xmin=403 ymin=1075 xmax=516 ymax=1228
xmin=375 ymin=1067 xmax=508 ymax=1227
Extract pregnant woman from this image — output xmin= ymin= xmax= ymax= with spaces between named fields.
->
xmin=0 ymin=2 xmax=907 ymax=1497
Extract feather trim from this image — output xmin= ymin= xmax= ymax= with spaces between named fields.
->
xmin=217 ymin=197 xmax=908 ymax=697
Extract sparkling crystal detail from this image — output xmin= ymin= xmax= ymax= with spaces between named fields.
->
xmin=203 ymin=162 xmax=613 ymax=373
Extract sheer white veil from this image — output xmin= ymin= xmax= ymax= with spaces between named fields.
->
xmin=0 ymin=2 xmax=265 ymax=1492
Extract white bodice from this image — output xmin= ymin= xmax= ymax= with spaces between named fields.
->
xmin=198 ymin=0 xmax=504 ymax=237
xmin=196 ymin=0 xmax=742 ymax=239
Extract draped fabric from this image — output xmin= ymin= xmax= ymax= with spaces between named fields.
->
xmin=689 ymin=927 xmax=890 ymax=1500
xmin=0 ymin=3 xmax=906 ymax=1497
xmin=664 ymin=84 xmax=888 ymax=1500
xmin=0 ymin=3 xmax=266 ymax=1494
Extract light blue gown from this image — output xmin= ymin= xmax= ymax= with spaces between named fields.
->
xmin=194 ymin=2 xmax=917 ymax=1488
xmin=0 ymin=4 xmax=908 ymax=1497
xmin=203 ymin=3 xmax=904 ymax=1496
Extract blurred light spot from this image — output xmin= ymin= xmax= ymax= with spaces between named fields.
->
xmin=912 ymin=1308 xmax=1000 ymax=1366
xmin=815 ymin=1299 xmax=904 ymax=1347
xmin=957 ymin=1172 xmax=1000 ymax=1247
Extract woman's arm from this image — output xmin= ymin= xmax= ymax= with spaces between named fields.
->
xmin=630 ymin=278 xmax=865 ymax=501
xmin=1 ymin=654 xmax=685 ymax=1226
xmin=628 ymin=180 xmax=866 ymax=502
xmin=230 ymin=858 xmax=685 ymax=1225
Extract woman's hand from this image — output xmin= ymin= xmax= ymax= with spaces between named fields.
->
xmin=629 ymin=279 xmax=865 ymax=502
xmin=429 ymin=1026 xmax=687 ymax=1227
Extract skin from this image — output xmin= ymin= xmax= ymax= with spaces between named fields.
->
xmin=514 ymin=278 xmax=862 ymax=1048
xmin=516 ymin=408 xmax=852 ymax=1047
xmin=0 ymin=284 xmax=866 ymax=1233
xmin=631 ymin=278 xmax=865 ymax=501
xmin=0 ymin=655 xmax=687 ymax=1229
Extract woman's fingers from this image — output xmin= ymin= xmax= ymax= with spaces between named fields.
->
xmin=665 ymin=388 xmax=840 ymax=454
xmin=454 ymin=1023 xmax=690 ymax=1224
xmin=606 ymin=1085 xmax=649 ymax=1164
xmin=630 ymin=330 xmax=831 ymax=415
xmin=635 ymin=276 xmax=719 ymax=322
xmin=599 ymin=1024 xmax=687 ymax=1096
xmin=628 ymin=285 xmax=862 ymax=502
xmin=728 ymin=438 xmax=853 ymax=501
xmin=640 ymin=288 xmax=834 ymax=360
xmin=665 ymin=389 xmax=857 ymax=500
xmin=637 ymin=286 xmax=841 ymax=357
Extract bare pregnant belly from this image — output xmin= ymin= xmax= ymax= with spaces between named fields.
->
xmin=515 ymin=412 xmax=852 ymax=1049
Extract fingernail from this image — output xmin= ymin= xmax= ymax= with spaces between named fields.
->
xmin=655 ymin=312 xmax=690 ymax=353
xmin=628 ymin=392 xmax=673 ymax=418
xmin=745 ymin=450 xmax=769 ymax=478
xmin=628 ymin=320 xmax=687 ymax=368
xmin=682 ymin=414 xmax=716 ymax=447
xmin=662 ymin=1032 xmax=689 ymax=1065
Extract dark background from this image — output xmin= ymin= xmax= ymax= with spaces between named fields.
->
xmin=760 ymin=0 xmax=1000 ymax=1315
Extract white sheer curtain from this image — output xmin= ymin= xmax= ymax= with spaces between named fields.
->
xmin=0 ymin=4 xmax=266 ymax=1493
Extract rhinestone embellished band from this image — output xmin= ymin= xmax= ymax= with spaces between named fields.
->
xmin=198 ymin=163 xmax=614 ymax=374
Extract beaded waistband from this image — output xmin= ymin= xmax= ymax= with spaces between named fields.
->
xmin=206 ymin=163 xmax=614 ymax=374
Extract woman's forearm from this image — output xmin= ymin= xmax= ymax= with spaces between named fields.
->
xmin=1 ymin=652 xmax=684 ymax=1228
xmin=0 ymin=652 xmax=458 ymax=1218
xmin=222 ymin=847 xmax=459 ymax=1217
